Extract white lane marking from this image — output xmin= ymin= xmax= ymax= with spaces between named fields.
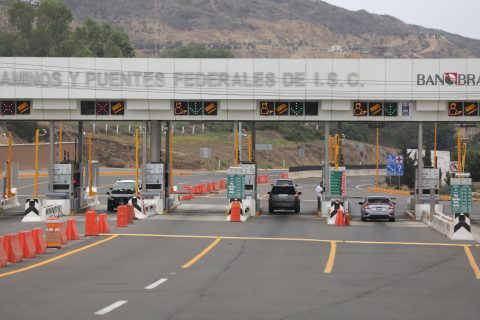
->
xmin=356 ymin=184 xmax=373 ymax=190
xmin=145 ymin=278 xmax=168 ymax=290
xmin=94 ymin=300 xmax=128 ymax=315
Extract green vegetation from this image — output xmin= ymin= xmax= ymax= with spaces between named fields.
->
xmin=0 ymin=0 xmax=134 ymax=57
xmin=161 ymin=43 xmax=233 ymax=58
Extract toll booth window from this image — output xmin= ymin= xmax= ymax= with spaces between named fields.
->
xmin=110 ymin=101 xmax=125 ymax=115
xmin=448 ymin=102 xmax=463 ymax=117
xmin=353 ymin=102 xmax=367 ymax=116
xmin=289 ymin=101 xmax=304 ymax=116
xmin=259 ymin=102 xmax=274 ymax=116
xmin=96 ymin=101 xmax=110 ymax=115
xmin=1 ymin=100 xmax=15 ymax=115
xmin=275 ymin=102 xmax=289 ymax=116
xmin=305 ymin=102 xmax=319 ymax=116
xmin=174 ymin=101 xmax=189 ymax=115
xmin=16 ymin=101 xmax=31 ymax=115
xmin=203 ymin=101 xmax=218 ymax=116
xmin=189 ymin=101 xmax=203 ymax=115
xmin=464 ymin=102 xmax=478 ymax=116
xmin=80 ymin=101 xmax=95 ymax=115
xmin=384 ymin=102 xmax=398 ymax=117
xmin=368 ymin=102 xmax=383 ymax=116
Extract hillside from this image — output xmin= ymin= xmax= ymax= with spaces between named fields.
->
xmin=51 ymin=0 xmax=480 ymax=58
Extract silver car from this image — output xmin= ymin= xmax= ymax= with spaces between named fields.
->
xmin=359 ymin=196 xmax=396 ymax=222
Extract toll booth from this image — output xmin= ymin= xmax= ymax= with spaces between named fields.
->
xmin=47 ymin=162 xmax=81 ymax=214
xmin=141 ymin=162 xmax=164 ymax=216
xmin=227 ymin=164 xmax=256 ymax=217
xmin=414 ymin=167 xmax=442 ymax=217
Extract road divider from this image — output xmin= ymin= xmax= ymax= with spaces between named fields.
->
xmin=19 ymin=231 xmax=36 ymax=259
xmin=0 ymin=236 xmax=8 ymax=267
xmin=66 ymin=220 xmax=80 ymax=241
xmin=85 ymin=210 xmax=99 ymax=236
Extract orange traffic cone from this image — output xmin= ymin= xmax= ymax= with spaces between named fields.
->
xmin=230 ymin=200 xmax=242 ymax=222
xmin=0 ymin=236 xmax=7 ymax=267
xmin=66 ymin=220 xmax=80 ymax=240
xmin=335 ymin=209 xmax=345 ymax=227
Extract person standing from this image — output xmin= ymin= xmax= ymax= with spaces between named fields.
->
xmin=315 ymin=181 xmax=324 ymax=211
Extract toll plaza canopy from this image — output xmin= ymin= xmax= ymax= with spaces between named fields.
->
xmin=1 ymin=58 xmax=480 ymax=122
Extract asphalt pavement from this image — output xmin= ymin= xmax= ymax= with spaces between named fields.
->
xmin=1 ymin=169 xmax=479 ymax=319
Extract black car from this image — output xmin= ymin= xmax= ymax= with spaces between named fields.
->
xmin=107 ymin=180 xmax=137 ymax=211
xmin=268 ymin=185 xmax=302 ymax=213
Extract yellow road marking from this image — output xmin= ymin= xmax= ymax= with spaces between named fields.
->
xmin=324 ymin=241 xmax=337 ymax=274
xmin=464 ymin=246 xmax=480 ymax=280
xmin=344 ymin=240 xmax=471 ymax=247
xmin=112 ymin=234 xmax=472 ymax=247
xmin=0 ymin=235 xmax=118 ymax=278
xmin=182 ymin=237 xmax=222 ymax=269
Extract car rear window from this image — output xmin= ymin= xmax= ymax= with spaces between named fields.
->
xmin=271 ymin=186 xmax=296 ymax=195
xmin=275 ymin=180 xmax=294 ymax=186
xmin=368 ymin=198 xmax=390 ymax=204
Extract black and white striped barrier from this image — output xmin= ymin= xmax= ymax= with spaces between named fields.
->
xmin=22 ymin=198 xmax=42 ymax=222
xmin=451 ymin=213 xmax=474 ymax=240
xmin=129 ymin=197 xmax=146 ymax=219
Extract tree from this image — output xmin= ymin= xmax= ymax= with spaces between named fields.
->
xmin=161 ymin=43 xmax=233 ymax=58
xmin=68 ymin=19 xmax=134 ymax=57
xmin=0 ymin=0 xmax=134 ymax=58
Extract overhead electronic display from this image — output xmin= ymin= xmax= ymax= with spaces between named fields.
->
xmin=464 ymin=102 xmax=478 ymax=116
xmin=110 ymin=101 xmax=125 ymax=115
xmin=369 ymin=102 xmax=383 ymax=116
xmin=259 ymin=102 xmax=274 ymax=116
xmin=16 ymin=101 xmax=31 ymax=115
xmin=448 ymin=102 xmax=463 ymax=117
xmin=96 ymin=101 xmax=110 ymax=115
xmin=289 ymin=101 xmax=304 ymax=116
xmin=384 ymin=102 xmax=398 ymax=117
xmin=173 ymin=100 xmax=219 ymax=116
xmin=275 ymin=102 xmax=289 ymax=116
xmin=203 ymin=101 xmax=218 ymax=116
xmin=1 ymin=101 xmax=16 ymax=115
xmin=353 ymin=102 xmax=368 ymax=116
xmin=174 ymin=101 xmax=189 ymax=115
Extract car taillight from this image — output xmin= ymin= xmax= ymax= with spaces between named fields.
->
xmin=294 ymin=194 xmax=299 ymax=199
xmin=363 ymin=204 xmax=369 ymax=209
xmin=389 ymin=204 xmax=395 ymax=209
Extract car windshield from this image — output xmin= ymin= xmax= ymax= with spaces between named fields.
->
xmin=271 ymin=186 xmax=296 ymax=195
xmin=367 ymin=198 xmax=390 ymax=204
xmin=275 ymin=180 xmax=294 ymax=186
xmin=113 ymin=182 xmax=135 ymax=191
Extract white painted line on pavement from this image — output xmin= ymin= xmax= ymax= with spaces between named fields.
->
xmin=94 ymin=300 xmax=128 ymax=315
xmin=145 ymin=278 xmax=168 ymax=290
xmin=356 ymin=184 xmax=373 ymax=190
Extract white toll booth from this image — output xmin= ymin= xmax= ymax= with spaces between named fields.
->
xmin=139 ymin=162 xmax=164 ymax=217
xmin=239 ymin=163 xmax=257 ymax=216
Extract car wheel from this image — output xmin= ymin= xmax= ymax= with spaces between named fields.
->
xmin=294 ymin=205 xmax=300 ymax=214
xmin=107 ymin=200 xmax=113 ymax=212
xmin=389 ymin=217 xmax=395 ymax=222
xmin=361 ymin=215 xmax=366 ymax=222
xmin=269 ymin=207 xmax=274 ymax=214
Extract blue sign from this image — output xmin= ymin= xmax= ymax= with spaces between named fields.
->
xmin=386 ymin=155 xmax=396 ymax=164
xmin=387 ymin=163 xmax=404 ymax=176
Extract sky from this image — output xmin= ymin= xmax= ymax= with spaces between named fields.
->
xmin=323 ymin=0 xmax=480 ymax=39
